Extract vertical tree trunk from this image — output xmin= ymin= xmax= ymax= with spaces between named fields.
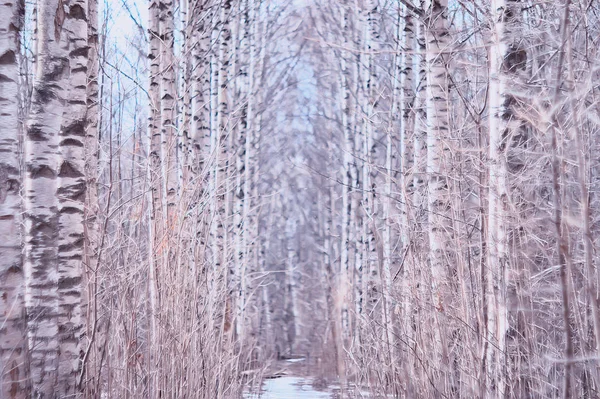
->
xmin=423 ymin=0 xmax=452 ymax=392
xmin=214 ymin=3 xmax=233 ymax=396
xmin=82 ymin=0 xmax=99 ymax=393
xmin=55 ymin=0 xmax=90 ymax=394
xmin=411 ymin=14 xmax=428 ymax=385
xmin=192 ymin=1 xmax=212 ymax=176
xmin=23 ymin=0 xmax=72 ymax=393
xmin=338 ymin=0 xmax=353 ymax=346
xmin=146 ymin=0 xmax=162 ymax=395
xmin=397 ymin=6 xmax=415 ymax=388
xmin=159 ymin=0 xmax=178 ymax=246
xmin=0 ymin=0 xmax=29 ymax=395
xmin=486 ymin=0 xmax=526 ymax=395
xmin=234 ymin=0 xmax=252 ymax=342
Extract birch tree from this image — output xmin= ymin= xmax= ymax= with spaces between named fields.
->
xmin=21 ymin=0 xmax=89 ymax=394
xmin=56 ymin=1 xmax=90 ymax=393
xmin=422 ymin=0 xmax=453 ymax=391
xmin=486 ymin=0 xmax=526 ymax=395
xmin=0 ymin=0 xmax=28 ymax=395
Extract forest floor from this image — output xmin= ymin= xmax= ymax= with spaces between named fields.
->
xmin=244 ymin=357 xmax=335 ymax=398
xmin=244 ymin=356 xmax=385 ymax=398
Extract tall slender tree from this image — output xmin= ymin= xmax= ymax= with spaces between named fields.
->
xmin=0 ymin=0 xmax=29 ymax=395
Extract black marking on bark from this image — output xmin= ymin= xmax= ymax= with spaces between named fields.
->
xmin=71 ymin=67 xmax=87 ymax=75
xmin=27 ymin=126 xmax=48 ymax=142
xmin=6 ymin=262 xmax=21 ymax=274
xmin=58 ymin=276 xmax=82 ymax=290
xmin=0 ymin=50 xmax=17 ymax=65
xmin=69 ymin=46 xmax=89 ymax=58
xmin=57 ymin=182 xmax=86 ymax=201
xmin=44 ymin=58 xmax=68 ymax=82
xmin=59 ymin=138 xmax=84 ymax=147
xmin=58 ymin=205 xmax=82 ymax=215
xmin=67 ymin=99 xmax=86 ymax=106
xmin=0 ymin=74 xmax=14 ymax=83
xmin=69 ymin=4 xmax=86 ymax=20
xmin=58 ymin=161 xmax=84 ymax=178
xmin=54 ymin=0 xmax=66 ymax=41
xmin=35 ymin=84 xmax=58 ymax=104
xmin=29 ymin=165 xmax=56 ymax=179
xmin=62 ymin=119 xmax=85 ymax=137
xmin=0 ymin=165 xmax=18 ymax=203
xmin=503 ymin=44 xmax=527 ymax=73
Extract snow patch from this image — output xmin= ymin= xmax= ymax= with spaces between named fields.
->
xmin=244 ymin=376 xmax=331 ymax=399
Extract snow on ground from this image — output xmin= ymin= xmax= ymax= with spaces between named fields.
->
xmin=244 ymin=376 xmax=331 ymax=399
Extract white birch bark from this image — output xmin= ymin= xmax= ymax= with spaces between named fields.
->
xmin=82 ymin=0 xmax=99 ymax=391
xmin=396 ymin=2 xmax=415 ymax=363
xmin=486 ymin=0 xmax=530 ymax=395
xmin=259 ymin=199 xmax=275 ymax=352
xmin=424 ymin=0 xmax=451 ymax=313
xmin=234 ymin=0 xmax=251 ymax=342
xmin=411 ymin=13 xmax=428 ymax=382
xmin=191 ymin=2 xmax=213 ymax=176
xmin=216 ymin=0 xmax=232 ymax=326
xmin=55 ymin=0 xmax=89 ymax=393
xmin=285 ymin=227 xmax=300 ymax=352
xmin=159 ymin=0 xmax=178 ymax=234
xmin=207 ymin=18 xmax=220 ymax=334
xmin=423 ymin=0 xmax=452 ymax=391
xmin=0 ymin=0 xmax=28 ymax=395
xmin=486 ymin=0 xmax=513 ymax=395
xmin=23 ymin=0 xmax=70 ymax=393
xmin=146 ymin=0 xmax=162 ymax=394
xmin=338 ymin=0 xmax=352 ymax=341
xmin=179 ymin=0 xmax=193 ymax=186
xmin=412 ymin=3 xmax=427 ymax=239
xmin=353 ymin=2 xmax=366 ymax=346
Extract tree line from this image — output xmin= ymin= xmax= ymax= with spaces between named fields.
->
xmin=1 ymin=0 xmax=600 ymax=398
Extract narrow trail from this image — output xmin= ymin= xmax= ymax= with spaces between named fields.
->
xmin=245 ymin=358 xmax=335 ymax=398
xmin=253 ymin=376 xmax=332 ymax=399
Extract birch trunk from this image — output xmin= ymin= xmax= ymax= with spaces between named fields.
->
xmin=338 ymin=0 xmax=353 ymax=343
xmin=216 ymin=0 xmax=232 ymax=325
xmin=24 ymin=0 xmax=71 ymax=393
xmin=83 ymin=0 xmax=99 ymax=389
xmin=0 ymin=0 xmax=29 ymax=395
xmin=485 ymin=0 xmax=526 ymax=395
xmin=146 ymin=0 xmax=161 ymax=394
xmin=159 ymin=0 xmax=178 ymax=242
xmin=234 ymin=0 xmax=252 ymax=342
xmin=214 ymin=3 xmax=232 ymax=396
xmin=55 ymin=2 xmax=90 ymax=394
xmin=423 ymin=0 xmax=452 ymax=391
xmin=412 ymin=9 xmax=428 ymax=363
xmin=397 ymin=4 xmax=415 ymax=376
xmin=192 ymin=1 xmax=212 ymax=176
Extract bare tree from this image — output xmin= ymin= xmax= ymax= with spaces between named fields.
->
xmin=0 ymin=0 xmax=28 ymax=395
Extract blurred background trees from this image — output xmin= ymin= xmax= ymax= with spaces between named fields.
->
xmin=2 ymin=0 xmax=600 ymax=397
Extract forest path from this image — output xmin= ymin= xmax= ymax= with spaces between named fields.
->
xmin=253 ymin=376 xmax=332 ymax=399
xmin=245 ymin=358 xmax=336 ymax=398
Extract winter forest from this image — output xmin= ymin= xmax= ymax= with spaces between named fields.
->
xmin=2 ymin=0 xmax=600 ymax=397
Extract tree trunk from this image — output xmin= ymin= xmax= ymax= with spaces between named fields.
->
xmin=146 ymin=0 xmax=162 ymax=394
xmin=56 ymin=1 xmax=90 ymax=394
xmin=423 ymin=0 xmax=452 ymax=392
xmin=0 ymin=0 xmax=29 ymax=395
xmin=82 ymin=0 xmax=99 ymax=393
xmin=24 ymin=0 xmax=75 ymax=393
xmin=486 ymin=0 xmax=526 ymax=395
